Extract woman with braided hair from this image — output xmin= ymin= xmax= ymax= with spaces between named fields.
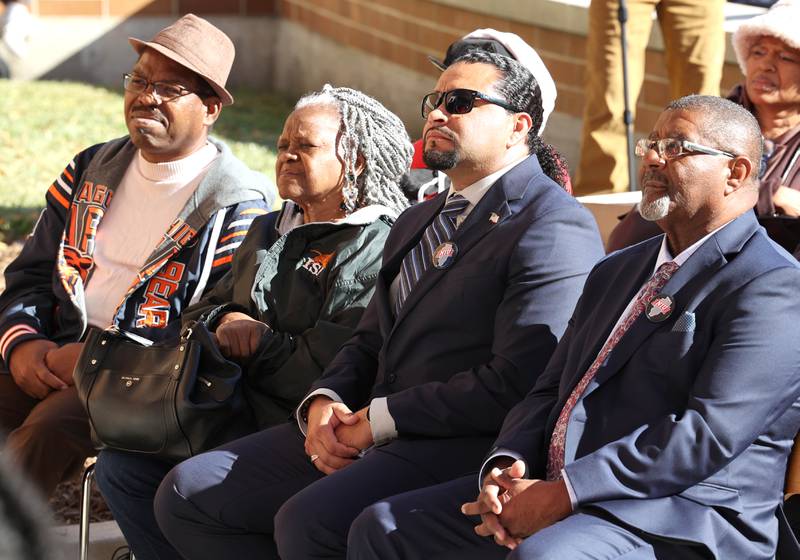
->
xmin=92 ymin=85 xmax=413 ymax=560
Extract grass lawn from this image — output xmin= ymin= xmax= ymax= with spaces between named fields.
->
xmin=0 ymin=79 xmax=292 ymax=242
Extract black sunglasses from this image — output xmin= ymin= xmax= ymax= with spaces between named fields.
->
xmin=421 ymin=88 xmax=519 ymax=119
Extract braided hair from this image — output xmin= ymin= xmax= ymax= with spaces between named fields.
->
xmin=294 ymin=85 xmax=413 ymax=216
xmin=451 ymin=51 xmax=570 ymax=190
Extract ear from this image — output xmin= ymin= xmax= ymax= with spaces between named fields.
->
xmin=203 ymin=96 xmax=223 ymax=127
xmin=354 ymin=152 xmax=366 ymax=178
xmin=723 ymin=156 xmax=753 ymax=195
xmin=507 ymin=112 xmax=533 ymax=148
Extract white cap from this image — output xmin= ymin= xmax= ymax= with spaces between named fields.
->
xmin=461 ymin=28 xmax=557 ymax=136
xmin=733 ymin=0 xmax=800 ymax=74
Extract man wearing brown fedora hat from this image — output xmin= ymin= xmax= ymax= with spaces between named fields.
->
xmin=0 ymin=14 xmax=275 ymax=498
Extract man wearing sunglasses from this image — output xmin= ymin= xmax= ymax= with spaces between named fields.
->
xmin=347 ymin=95 xmax=800 ymax=560
xmin=153 ymin=50 xmax=604 ymax=559
xmin=0 ymin=14 xmax=273 ymax=499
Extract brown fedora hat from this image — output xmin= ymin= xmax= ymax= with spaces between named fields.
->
xmin=129 ymin=14 xmax=235 ymax=106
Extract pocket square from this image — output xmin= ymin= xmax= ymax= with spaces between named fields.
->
xmin=671 ymin=312 xmax=696 ymax=332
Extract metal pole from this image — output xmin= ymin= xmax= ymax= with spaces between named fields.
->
xmin=79 ymin=464 xmax=95 ymax=560
xmin=618 ymin=0 xmax=637 ymax=191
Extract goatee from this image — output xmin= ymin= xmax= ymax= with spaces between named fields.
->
xmin=640 ymin=194 xmax=671 ymax=221
xmin=423 ymin=149 xmax=459 ymax=171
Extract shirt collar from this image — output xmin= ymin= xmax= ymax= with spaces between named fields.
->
xmin=446 ymin=155 xmax=527 ymax=207
xmin=653 ymin=219 xmax=733 ymax=271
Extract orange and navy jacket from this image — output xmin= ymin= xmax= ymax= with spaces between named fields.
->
xmin=0 ymin=136 xmax=274 ymax=369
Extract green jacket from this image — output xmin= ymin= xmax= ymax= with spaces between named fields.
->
xmin=183 ymin=202 xmax=394 ymax=428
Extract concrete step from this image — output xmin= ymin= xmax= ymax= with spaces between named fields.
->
xmin=50 ymin=521 xmax=128 ymax=560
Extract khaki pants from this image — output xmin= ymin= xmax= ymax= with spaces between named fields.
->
xmin=0 ymin=375 xmax=95 ymax=498
xmin=786 ymin=432 xmax=800 ymax=495
xmin=575 ymin=0 xmax=725 ymax=195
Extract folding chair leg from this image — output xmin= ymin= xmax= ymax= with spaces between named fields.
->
xmin=79 ymin=464 xmax=95 ymax=560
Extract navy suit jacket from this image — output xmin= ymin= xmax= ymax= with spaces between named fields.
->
xmin=492 ymin=211 xmax=800 ymax=559
xmin=307 ymin=155 xmax=603 ymax=446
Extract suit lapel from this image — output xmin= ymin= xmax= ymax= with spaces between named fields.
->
xmin=592 ymin=212 xmax=759 ymax=386
xmin=391 ymin=158 xmax=533 ymax=330
xmin=565 ymin=241 xmax=658 ymax=391
xmin=376 ymin=194 xmax=446 ymax=334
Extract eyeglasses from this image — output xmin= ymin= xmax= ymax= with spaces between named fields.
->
xmin=123 ymin=73 xmax=193 ymax=102
xmin=421 ymin=88 xmax=519 ymax=119
xmin=635 ymin=138 xmax=736 ymax=161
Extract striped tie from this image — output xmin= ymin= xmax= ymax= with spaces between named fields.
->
xmin=395 ymin=194 xmax=469 ymax=315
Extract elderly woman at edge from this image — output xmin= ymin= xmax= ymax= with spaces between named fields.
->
xmin=606 ymin=0 xmax=800 ymax=256
xmin=92 ymin=85 xmax=414 ymax=560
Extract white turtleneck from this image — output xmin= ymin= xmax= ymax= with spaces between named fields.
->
xmin=84 ymin=143 xmax=219 ymax=328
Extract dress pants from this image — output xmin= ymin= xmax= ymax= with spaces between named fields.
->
xmin=94 ymin=450 xmax=179 ymax=560
xmin=154 ymin=421 xmax=494 ymax=560
xmin=574 ymin=0 xmax=725 ymax=194
xmin=348 ymin=475 xmax=710 ymax=559
xmin=0 ymin=375 xmax=96 ymax=496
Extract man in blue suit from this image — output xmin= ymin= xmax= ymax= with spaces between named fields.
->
xmin=150 ymin=51 xmax=604 ymax=559
xmin=347 ymin=95 xmax=800 ymax=559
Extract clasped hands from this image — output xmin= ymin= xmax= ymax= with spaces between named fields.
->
xmin=461 ymin=459 xmax=572 ymax=550
xmin=9 ymin=339 xmax=84 ymax=399
xmin=304 ymin=396 xmax=374 ymax=475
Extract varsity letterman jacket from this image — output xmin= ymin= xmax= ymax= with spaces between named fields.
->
xmin=0 ymin=136 xmax=274 ymax=369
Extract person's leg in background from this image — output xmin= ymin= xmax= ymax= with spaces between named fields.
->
xmin=575 ymin=0 xmax=657 ymax=195
xmin=658 ymin=0 xmax=725 ymax=100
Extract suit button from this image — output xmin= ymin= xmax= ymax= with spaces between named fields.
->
xmin=387 ymin=373 xmax=397 ymax=383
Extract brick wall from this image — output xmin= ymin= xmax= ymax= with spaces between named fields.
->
xmin=30 ymin=0 xmax=276 ymax=17
xmin=268 ymin=0 xmax=742 ymax=134
xmin=23 ymin=0 xmax=744 ymax=135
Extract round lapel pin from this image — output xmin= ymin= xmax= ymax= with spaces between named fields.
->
xmin=432 ymin=242 xmax=458 ymax=269
xmin=646 ymin=293 xmax=675 ymax=322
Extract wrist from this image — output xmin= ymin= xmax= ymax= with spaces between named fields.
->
xmin=301 ymin=395 xmax=332 ymax=423
xmin=553 ymin=479 xmax=573 ymax=517
xmin=218 ymin=311 xmax=250 ymax=325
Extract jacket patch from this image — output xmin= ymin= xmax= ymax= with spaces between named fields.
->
xmin=135 ymin=262 xmax=186 ymax=328
xmin=68 ymin=181 xmax=111 ymax=252
xmin=138 ymin=219 xmax=196 ymax=282
xmin=58 ymin=181 xmax=113 ymax=295
xmin=59 ymin=247 xmax=93 ymax=297
xmin=300 ymin=250 xmax=335 ymax=277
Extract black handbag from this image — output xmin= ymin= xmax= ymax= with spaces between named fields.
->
xmin=74 ymin=320 xmax=255 ymax=460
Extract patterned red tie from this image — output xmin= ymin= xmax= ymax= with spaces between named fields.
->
xmin=546 ymin=261 xmax=679 ymax=480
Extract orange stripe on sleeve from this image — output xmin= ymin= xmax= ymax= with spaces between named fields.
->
xmin=63 ymin=169 xmax=74 ymax=183
xmin=47 ymin=184 xmax=70 ymax=209
xmin=212 ymin=255 xmax=234 ymax=268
